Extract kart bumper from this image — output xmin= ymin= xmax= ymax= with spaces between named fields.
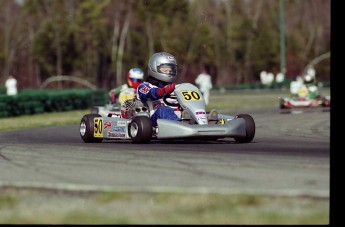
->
xmin=156 ymin=118 xmax=246 ymax=139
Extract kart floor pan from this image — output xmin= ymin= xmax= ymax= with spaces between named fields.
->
xmin=156 ymin=118 xmax=246 ymax=139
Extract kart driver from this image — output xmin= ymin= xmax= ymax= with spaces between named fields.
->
xmin=109 ymin=67 xmax=144 ymax=105
xmin=302 ymin=65 xmax=319 ymax=100
xmin=290 ymin=65 xmax=319 ymax=101
xmin=136 ymin=52 xmax=181 ymax=127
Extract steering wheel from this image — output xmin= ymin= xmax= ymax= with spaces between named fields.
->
xmin=163 ymin=93 xmax=180 ymax=107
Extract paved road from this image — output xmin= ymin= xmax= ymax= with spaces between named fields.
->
xmin=0 ymin=108 xmax=330 ymax=197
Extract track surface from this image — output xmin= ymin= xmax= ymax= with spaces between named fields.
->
xmin=0 ymin=108 xmax=330 ymax=197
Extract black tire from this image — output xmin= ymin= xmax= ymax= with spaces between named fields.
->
xmin=279 ymin=98 xmax=288 ymax=109
xmin=321 ymin=96 xmax=330 ymax=107
xmin=80 ymin=114 xmax=103 ymax=143
xmin=234 ymin=114 xmax=255 ymax=143
xmin=128 ymin=116 xmax=153 ymax=144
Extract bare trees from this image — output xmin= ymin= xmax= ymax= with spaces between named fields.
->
xmin=0 ymin=0 xmax=330 ymax=90
xmin=1 ymin=1 xmax=28 ymax=88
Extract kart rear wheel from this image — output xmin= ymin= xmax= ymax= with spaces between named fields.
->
xmin=321 ymin=96 xmax=330 ymax=107
xmin=279 ymin=98 xmax=288 ymax=109
xmin=234 ymin=114 xmax=255 ymax=143
xmin=129 ymin=116 xmax=152 ymax=144
xmin=80 ymin=114 xmax=103 ymax=143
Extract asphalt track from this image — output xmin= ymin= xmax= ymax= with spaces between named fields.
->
xmin=0 ymin=108 xmax=330 ymax=198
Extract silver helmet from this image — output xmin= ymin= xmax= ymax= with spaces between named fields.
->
xmin=148 ymin=52 xmax=177 ymax=84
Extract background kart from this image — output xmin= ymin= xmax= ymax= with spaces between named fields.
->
xmin=91 ymin=104 xmax=121 ymax=118
xmin=91 ymin=87 xmax=136 ymax=117
xmin=80 ymin=83 xmax=255 ymax=144
xmin=279 ymin=95 xmax=330 ymax=110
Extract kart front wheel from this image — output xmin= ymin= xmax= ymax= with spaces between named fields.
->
xmin=234 ymin=114 xmax=255 ymax=143
xmin=129 ymin=116 xmax=152 ymax=144
xmin=80 ymin=114 xmax=103 ymax=143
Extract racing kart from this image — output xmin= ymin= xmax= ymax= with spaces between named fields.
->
xmin=79 ymin=83 xmax=255 ymax=144
xmin=91 ymin=87 xmax=136 ymax=117
xmin=279 ymin=83 xmax=330 ymax=111
xmin=279 ymin=94 xmax=331 ymax=110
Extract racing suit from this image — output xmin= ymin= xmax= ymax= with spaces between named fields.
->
xmin=137 ymin=82 xmax=180 ymax=127
xmin=109 ymin=84 xmax=136 ymax=105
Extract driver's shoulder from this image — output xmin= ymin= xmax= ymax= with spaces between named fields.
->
xmin=138 ymin=81 xmax=155 ymax=89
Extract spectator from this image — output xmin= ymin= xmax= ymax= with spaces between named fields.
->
xmin=5 ymin=75 xmax=17 ymax=96
xmin=290 ymin=76 xmax=304 ymax=96
xmin=195 ymin=66 xmax=213 ymax=105
xmin=275 ymin=72 xmax=285 ymax=83
xmin=260 ymin=70 xmax=274 ymax=87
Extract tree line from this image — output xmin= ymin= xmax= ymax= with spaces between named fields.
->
xmin=0 ymin=0 xmax=330 ymax=91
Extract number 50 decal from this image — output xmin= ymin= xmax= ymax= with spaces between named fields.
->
xmin=181 ymin=91 xmax=202 ymax=101
xmin=94 ymin=118 xmax=103 ymax=137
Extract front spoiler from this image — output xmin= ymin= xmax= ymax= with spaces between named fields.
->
xmin=156 ymin=118 xmax=246 ymax=139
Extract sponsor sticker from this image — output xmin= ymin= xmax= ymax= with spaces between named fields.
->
xmin=195 ymin=109 xmax=207 ymax=124
xmin=196 ymin=111 xmax=206 ymax=115
xmin=107 ymin=131 xmax=126 ymax=138
xmin=104 ymin=121 xmax=112 ymax=129
xmin=117 ymin=121 xmax=127 ymax=127
xmin=113 ymin=126 xmax=126 ymax=132
xmin=139 ymin=86 xmax=150 ymax=94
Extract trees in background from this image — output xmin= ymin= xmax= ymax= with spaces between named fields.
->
xmin=0 ymin=0 xmax=330 ymax=90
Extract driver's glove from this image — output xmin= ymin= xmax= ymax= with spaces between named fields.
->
xmin=158 ymin=83 xmax=175 ymax=97
xmin=110 ymin=91 xmax=116 ymax=104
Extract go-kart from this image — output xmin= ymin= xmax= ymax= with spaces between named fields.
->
xmin=79 ymin=83 xmax=255 ymax=144
xmin=91 ymin=87 xmax=136 ymax=117
xmin=279 ymin=84 xmax=330 ymax=111
xmin=279 ymin=94 xmax=330 ymax=110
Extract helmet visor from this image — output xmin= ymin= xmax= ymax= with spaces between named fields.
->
xmin=129 ymin=78 xmax=143 ymax=82
xmin=157 ymin=64 xmax=177 ymax=76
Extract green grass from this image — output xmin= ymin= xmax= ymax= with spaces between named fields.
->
xmin=0 ymin=189 xmax=329 ymax=224
xmin=207 ymin=90 xmax=288 ymax=110
xmin=0 ymin=109 xmax=90 ymax=131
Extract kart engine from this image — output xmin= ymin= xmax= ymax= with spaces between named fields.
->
xmin=120 ymin=98 xmax=148 ymax=119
